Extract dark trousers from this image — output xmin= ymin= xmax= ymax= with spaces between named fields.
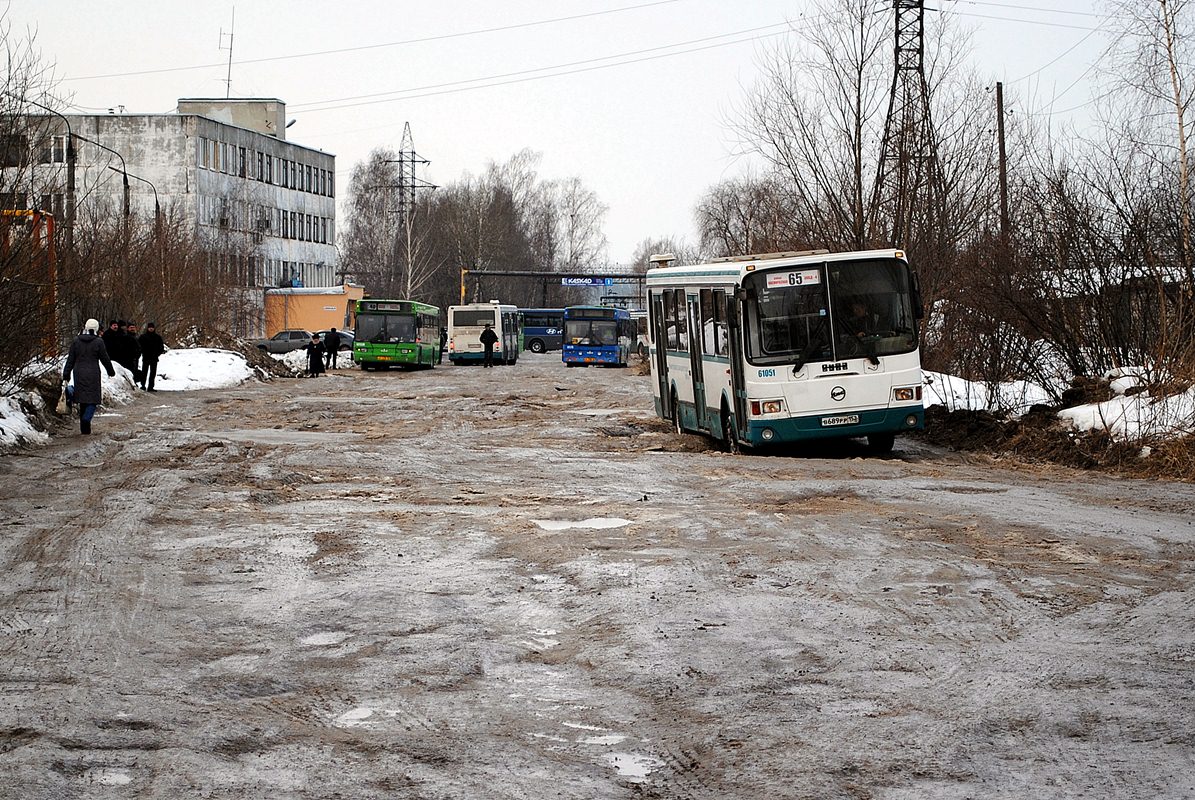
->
xmin=143 ymin=359 xmax=158 ymax=390
xmin=325 ymin=349 xmax=338 ymax=369
xmin=483 ymin=347 xmax=494 ymax=367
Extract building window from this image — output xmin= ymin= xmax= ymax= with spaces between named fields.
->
xmin=321 ymin=218 xmax=328 ymax=244
xmin=239 ymin=147 xmax=246 ymax=178
xmin=305 ymin=164 xmax=313 ymax=193
xmin=38 ymin=136 xmax=66 ymax=164
xmin=329 ymin=171 xmax=334 ymax=198
xmin=289 ymin=161 xmax=297 ymax=190
xmin=290 ymin=211 xmax=297 ymax=239
xmin=281 ymin=159 xmax=288 ymax=187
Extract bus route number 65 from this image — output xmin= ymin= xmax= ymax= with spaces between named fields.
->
xmin=766 ymin=269 xmax=821 ymax=289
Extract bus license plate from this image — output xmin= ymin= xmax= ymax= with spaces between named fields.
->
xmin=377 ymin=356 xmax=391 ymax=360
xmin=821 ymin=414 xmax=859 ymax=427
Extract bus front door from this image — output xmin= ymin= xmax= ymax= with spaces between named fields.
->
xmin=687 ymin=295 xmax=707 ymax=431
xmin=651 ymin=293 xmax=671 ymax=420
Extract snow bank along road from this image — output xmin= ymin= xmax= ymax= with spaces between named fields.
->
xmin=1 ymin=353 xmax=1192 ymax=799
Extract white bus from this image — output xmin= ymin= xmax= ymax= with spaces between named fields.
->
xmin=645 ymin=248 xmax=924 ymax=453
xmin=447 ymin=301 xmax=521 ymax=365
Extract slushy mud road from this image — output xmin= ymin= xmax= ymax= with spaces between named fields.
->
xmin=1 ymin=354 xmax=1192 ymax=799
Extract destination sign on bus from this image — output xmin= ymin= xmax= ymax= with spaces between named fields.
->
xmin=765 ymin=269 xmax=821 ymax=288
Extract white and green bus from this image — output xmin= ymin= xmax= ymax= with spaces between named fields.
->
xmin=645 ymin=249 xmax=924 ymax=453
xmin=447 ymin=302 xmax=522 ymax=365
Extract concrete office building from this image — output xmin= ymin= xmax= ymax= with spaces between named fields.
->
xmin=8 ymin=98 xmax=338 ymax=335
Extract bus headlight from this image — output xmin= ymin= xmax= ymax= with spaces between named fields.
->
xmin=761 ymin=428 xmax=776 ymax=441
xmin=892 ymin=386 xmax=922 ymax=402
xmin=906 ymin=414 xmax=919 ymax=427
xmin=749 ymin=399 xmax=785 ymax=415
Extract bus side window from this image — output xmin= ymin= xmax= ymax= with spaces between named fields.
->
xmin=714 ymin=290 xmax=729 ymax=356
xmin=673 ymin=290 xmax=688 ymax=352
xmin=700 ymin=288 xmax=715 ymax=354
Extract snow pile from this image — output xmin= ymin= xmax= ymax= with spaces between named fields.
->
xmin=154 ymin=348 xmax=255 ymax=391
xmin=274 ymin=349 xmax=310 ymax=372
xmin=923 ymin=371 xmax=1053 ymax=414
xmin=1058 ymin=368 xmax=1195 ymax=442
xmin=0 ymin=393 xmax=50 ymax=448
xmin=0 ymin=348 xmax=260 ymax=451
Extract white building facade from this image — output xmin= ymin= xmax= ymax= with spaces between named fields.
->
xmin=11 ymin=98 xmax=337 ymax=334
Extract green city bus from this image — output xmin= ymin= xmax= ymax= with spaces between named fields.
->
xmin=353 ymin=299 xmax=442 ymax=370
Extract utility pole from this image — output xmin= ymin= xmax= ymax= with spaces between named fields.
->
xmin=220 ymin=9 xmax=235 ymax=99
xmin=996 ymin=81 xmax=1010 ymax=244
xmin=871 ymin=0 xmax=944 ymax=249
xmin=381 ymin=123 xmax=436 ymax=298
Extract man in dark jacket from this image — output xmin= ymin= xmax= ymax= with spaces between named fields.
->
xmin=138 ymin=322 xmax=165 ymax=391
xmin=63 ymin=318 xmax=116 ymax=435
xmin=102 ymin=319 xmax=121 ymax=359
xmin=480 ymin=323 xmax=499 ymax=367
xmin=126 ymin=322 xmax=144 ymax=386
xmin=324 ymin=328 xmax=341 ymax=370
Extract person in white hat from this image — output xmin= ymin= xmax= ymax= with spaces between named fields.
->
xmin=62 ymin=318 xmax=116 ymax=435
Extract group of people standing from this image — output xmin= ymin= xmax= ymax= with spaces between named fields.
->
xmin=61 ymin=318 xmax=166 ymax=436
xmin=302 ymin=327 xmax=343 ymax=377
xmin=101 ymin=319 xmax=165 ymax=391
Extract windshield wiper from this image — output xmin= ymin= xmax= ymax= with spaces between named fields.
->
xmin=791 ymin=341 xmax=824 ymax=373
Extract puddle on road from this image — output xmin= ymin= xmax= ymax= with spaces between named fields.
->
xmin=299 ymin=631 xmax=350 ymax=647
xmin=88 ymin=769 xmax=132 ymax=786
xmin=605 ymin=752 xmax=663 ymax=780
xmin=582 ymin=734 xmax=627 ymax=745
xmin=207 ymin=428 xmax=362 ymax=445
xmin=334 ymin=707 xmax=374 ymax=726
xmin=532 ymin=518 xmax=632 ymax=531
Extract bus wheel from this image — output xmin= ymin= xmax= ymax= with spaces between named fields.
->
xmin=528 ymin=339 xmax=545 ymax=353
xmin=867 ymin=432 xmax=896 ymax=454
xmin=672 ymin=392 xmax=683 ymax=435
xmin=721 ymin=409 xmax=742 ymax=455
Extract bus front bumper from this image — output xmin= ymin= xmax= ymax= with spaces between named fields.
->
xmin=744 ymin=406 xmax=924 ymax=446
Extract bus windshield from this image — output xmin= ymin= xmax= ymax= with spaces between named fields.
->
xmin=743 ymin=258 xmax=918 ymax=366
xmin=565 ymin=319 xmax=617 ymax=346
xmin=357 ymin=313 xmax=416 ymax=343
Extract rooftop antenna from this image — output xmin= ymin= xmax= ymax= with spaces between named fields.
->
xmin=219 ymin=8 xmax=235 ymax=98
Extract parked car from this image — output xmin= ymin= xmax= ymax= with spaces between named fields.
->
xmin=316 ymin=330 xmax=355 ymax=352
xmin=253 ymin=329 xmax=313 ymax=353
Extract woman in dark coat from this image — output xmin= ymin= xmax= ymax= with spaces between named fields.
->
xmin=304 ymin=334 xmax=326 ymax=377
xmin=62 ymin=318 xmax=116 ymax=435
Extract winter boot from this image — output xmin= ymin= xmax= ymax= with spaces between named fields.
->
xmin=80 ymin=419 xmax=91 ymax=435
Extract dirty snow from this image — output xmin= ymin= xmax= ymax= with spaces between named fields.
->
xmin=5 ymin=349 xmax=1195 ymax=452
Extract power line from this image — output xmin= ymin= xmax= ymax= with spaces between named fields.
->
xmin=946 ymin=1 xmax=1114 ymax=21
xmin=929 ymin=6 xmax=1102 ymax=32
xmin=59 ymin=0 xmax=685 ymax=82
xmin=290 ymin=21 xmax=798 ymax=112
xmin=1009 ymin=24 xmax=1105 ymax=84
xmin=291 ymin=25 xmax=799 ymax=116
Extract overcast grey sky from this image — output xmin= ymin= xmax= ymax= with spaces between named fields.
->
xmin=9 ymin=0 xmax=1108 ymax=264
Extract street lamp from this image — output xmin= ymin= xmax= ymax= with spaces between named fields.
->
xmin=73 ymin=133 xmax=129 ymax=217
xmin=110 ymin=166 xmax=158 ymax=221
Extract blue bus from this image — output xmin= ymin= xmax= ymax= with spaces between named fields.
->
xmin=562 ymin=306 xmax=634 ymax=367
xmin=519 ymin=308 xmax=564 ymax=353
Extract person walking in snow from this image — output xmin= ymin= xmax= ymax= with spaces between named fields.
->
xmin=62 ymin=318 xmax=116 ymax=436
xmin=138 ymin=322 xmax=165 ymax=391
xmin=479 ymin=323 xmax=499 ymax=367
xmin=304 ymin=334 xmax=326 ymax=377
